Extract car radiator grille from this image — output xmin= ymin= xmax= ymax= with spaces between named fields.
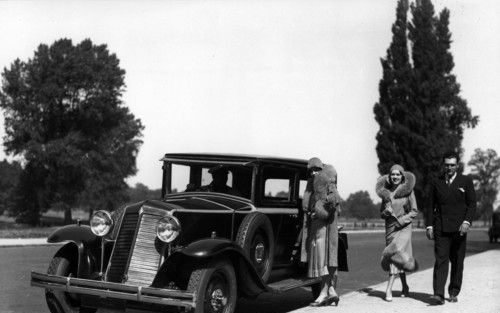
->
xmin=106 ymin=211 xmax=163 ymax=286
xmin=126 ymin=213 xmax=162 ymax=286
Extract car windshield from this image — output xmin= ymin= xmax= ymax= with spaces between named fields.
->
xmin=167 ymin=162 xmax=253 ymax=199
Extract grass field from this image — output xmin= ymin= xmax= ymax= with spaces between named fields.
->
xmin=0 ymin=209 xmax=89 ymax=238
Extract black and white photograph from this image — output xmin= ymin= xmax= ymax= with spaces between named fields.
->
xmin=0 ymin=1 xmax=499 ymax=312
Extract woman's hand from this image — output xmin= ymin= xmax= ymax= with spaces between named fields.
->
xmin=381 ymin=202 xmax=393 ymax=219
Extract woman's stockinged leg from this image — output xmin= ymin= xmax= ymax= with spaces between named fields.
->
xmin=311 ymin=275 xmax=329 ymax=305
xmin=327 ymin=267 xmax=340 ymax=306
xmin=385 ymin=274 xmax=396 ymax=301
xmin=319 ymin=276 xmax=329 ymax=299
xmin=327 ymin=266 xmax=338 ymax=297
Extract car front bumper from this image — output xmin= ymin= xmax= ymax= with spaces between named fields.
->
xmin=31 ymin=271 xmax=195 ymax=309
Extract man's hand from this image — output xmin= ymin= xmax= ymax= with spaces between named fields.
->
xmin=459 ymin=222 xmax=470 ymax=236
xmin=426 ymin=227 xmax=434 ymax=240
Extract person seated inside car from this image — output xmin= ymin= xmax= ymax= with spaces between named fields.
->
xmin=186 ymin=165 xmax=241 ymax=196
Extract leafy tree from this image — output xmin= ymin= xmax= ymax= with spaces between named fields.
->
xmin=467 ymin=148 xmax=500 ymax=223
xmin=374 ymin=0 xmax=478 ymax=212
xmin=342 ymin=191 xmax=379 ymax=220
xmin=0 ymin=38 xmax=143 ymax=225
xmin=0 ymin=159 xmax=21 ymax=215
xmin=127 ymin=183 xmax=161 ymax=204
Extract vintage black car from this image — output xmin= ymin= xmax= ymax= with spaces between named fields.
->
xmin=31 ymin=153 xmax=348 ymax=313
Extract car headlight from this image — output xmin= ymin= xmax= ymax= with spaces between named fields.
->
xmin=90 ymin=210 xmax=113 ymax=236
xmin=156 ymin=215 xmax=181 ymax=243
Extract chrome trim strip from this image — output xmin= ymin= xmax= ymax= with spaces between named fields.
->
xmin=191 ymin=197 xmax=234 ymax=211
xmin=166 ymin=192 xmax=252 ymax=205
xmin=255 ymin=207 xmax=299 ymax=214
xmin=165 ymin=206 xmax=295 ymax=215
xmin=238 ymin=205 xmax=257 ymax=211
xmin=172 ymin=209 xmax=236 ymax=214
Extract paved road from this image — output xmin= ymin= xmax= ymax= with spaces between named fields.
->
xmin=1 ymin=229 xmax=496 ymax=313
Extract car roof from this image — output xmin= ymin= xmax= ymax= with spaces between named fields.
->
xmin=161 ymin=153 xmax=308 ymax=168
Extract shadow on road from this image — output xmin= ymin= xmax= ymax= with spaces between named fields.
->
xmin=235 ymin=288 xmax=313 ymax=313
xmin=359 ymin=287 xmax=436 ymax=305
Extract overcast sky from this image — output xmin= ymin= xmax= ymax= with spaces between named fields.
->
xmin=0 ymin=0 xmax=499 ymax=201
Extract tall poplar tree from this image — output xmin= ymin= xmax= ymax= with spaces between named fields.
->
xmin=374 ymin=0 xmax=412 ymax=174
xmin=374 ymin=0 xmax=478 ymax=209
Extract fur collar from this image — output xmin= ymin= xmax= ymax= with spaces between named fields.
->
xmin=375 ymin=171 xmax=415 ymax=201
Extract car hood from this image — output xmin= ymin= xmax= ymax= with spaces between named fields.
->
xmin=163 ymin=192 xmax=254 ymax=212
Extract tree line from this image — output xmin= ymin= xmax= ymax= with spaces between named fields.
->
xmin=1 ymin=0 xmax=499 ymax=226
xmin=0 ymin=39 xmax=143 ymax=225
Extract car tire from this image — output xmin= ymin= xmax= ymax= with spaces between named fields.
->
xmin=187 ymin=260 xmax=237 ymax=313
xmin=45 ymin=255 xmax=96 ymax=313
xmin=236 ymin=212 xmax=275 ymax=283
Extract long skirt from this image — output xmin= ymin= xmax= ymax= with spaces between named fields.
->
xmin=382 ymin=216 xmax=414 ymax=274
xmin=307 ymin=218 xmax=338 ymax=277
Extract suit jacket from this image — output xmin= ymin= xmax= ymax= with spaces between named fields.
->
xmin=426 ymin=174 xmax=476 ymax=232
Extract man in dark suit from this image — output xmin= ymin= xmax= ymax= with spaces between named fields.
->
xmin=426 ymin=152 xmax=476 ymax=305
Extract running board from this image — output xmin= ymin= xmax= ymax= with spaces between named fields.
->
xmin=267 ymin=277 xmax=322 ymax=293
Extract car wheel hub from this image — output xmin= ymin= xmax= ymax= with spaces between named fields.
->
xmin=254 ymin=242 xmax=265 ymax=263
xmin=209 ymin=288 xmax=227 ymax=312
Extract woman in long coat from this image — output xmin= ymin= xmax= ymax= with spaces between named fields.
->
xmin=376 ymin=164 xmax=419 ymax=301
xmin=304 ymin=160 xmax=341 ymax=306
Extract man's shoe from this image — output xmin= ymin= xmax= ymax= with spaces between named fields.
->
xmin=449 ymin=295 xmax=458 ymax=303
xmin=430 ymin=295 xmax=445 ymax=305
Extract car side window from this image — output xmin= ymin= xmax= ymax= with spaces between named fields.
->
xmin=171 ymin=164 xmax=190 ymax=193
xmin=264 ymin=178 xmax=290 ymax=199
xmin=201 ymin=168 xmax=233 ymax=187
xmin=298 ymin=180 xmax=308 ymax=199
xmin=261 ymin=166 xmax=296 ymax=203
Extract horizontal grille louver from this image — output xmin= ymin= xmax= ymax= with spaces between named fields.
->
xmin=106 ymin=212 xmax=139 ymax=283
xmin=126 ymin=213 xmax=163 ymax=286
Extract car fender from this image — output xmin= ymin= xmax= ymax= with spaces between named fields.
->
xmin=47 ymin=224 xmax=98 ymax=245
xmin=48 ymin=225 xmax=100 ymax=278
xmin=177 ymin=238 xmax=268 ymax=296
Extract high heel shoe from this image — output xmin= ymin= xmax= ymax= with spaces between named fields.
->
xmin=310 ymin=296 xmax=330 ymax=307
xmin=329 ymin=295 xmax=340 ymax=306
xmin=385 ymin=294 xmax=393 ymax=302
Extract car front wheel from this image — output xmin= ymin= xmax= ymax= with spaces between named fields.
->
xmin=45 ymin=255 xmax=95 ymax=313
xmin=187 ymin=260 xmax=237 ymax=313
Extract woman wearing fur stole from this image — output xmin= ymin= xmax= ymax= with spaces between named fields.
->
xmin=376 ymin=164 xmax=419 ymax=301
xmin=303 ymin=158 xmax=341 ymax=306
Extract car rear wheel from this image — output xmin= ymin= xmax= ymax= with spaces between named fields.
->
xmin=45 ymin=255 xmax=95 ymax=313
xmin=236 ymin=212 xmax=274 ymax=283
xmin=187 ymin=260 xmax=237 ymax=313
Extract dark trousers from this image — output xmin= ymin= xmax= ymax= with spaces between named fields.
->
xmin=433 ymin=231 xmax=467 ymax=297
